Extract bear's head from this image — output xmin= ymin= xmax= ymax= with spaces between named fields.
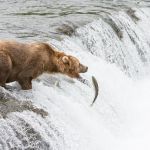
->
xmin=56 ymin=55 xmax=88 ymax=78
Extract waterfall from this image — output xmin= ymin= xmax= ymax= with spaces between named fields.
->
xmin=1 ymin=7 xmax=150 ymax=150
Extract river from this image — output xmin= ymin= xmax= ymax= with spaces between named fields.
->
xmin=0 ymin=0 xmax=150 ymax=150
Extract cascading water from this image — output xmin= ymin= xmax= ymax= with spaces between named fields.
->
xmin=60 ymin=8 xmax=150 ymax=78
xmin=1 ymin=1 xmax=150 ymax=150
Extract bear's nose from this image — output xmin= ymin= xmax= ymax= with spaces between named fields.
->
xmin=85 ymin=66 xmax=88 ymax=72
xmin=81 ymin=66 xmax=88 ymax=73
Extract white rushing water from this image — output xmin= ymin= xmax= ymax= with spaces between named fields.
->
xmin=1 ymin=6 xmax=150 ymax=150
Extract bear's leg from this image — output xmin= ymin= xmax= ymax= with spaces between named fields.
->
xmin=0 ymin=53 xmax=12 ymax=87
xmin=0 ymin=72 xmax=5 ymax=86
xmin=18 ymin=77 xmax=32 ymax=90
xmin=0 ymin=73 xmax=6 ymax=87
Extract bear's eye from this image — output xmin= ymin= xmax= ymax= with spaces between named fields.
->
xmin=65 ymin=61 xmax=70 ymax=65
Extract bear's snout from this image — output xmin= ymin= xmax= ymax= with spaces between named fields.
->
xmin=79 ymin=64 xmax=88 ymax=73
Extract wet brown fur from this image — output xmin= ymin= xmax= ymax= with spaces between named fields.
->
xmin=0 ymin=40 xmax=88 ymax=90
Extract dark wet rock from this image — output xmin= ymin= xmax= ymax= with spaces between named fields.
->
xmin=0 ymin=87 xmax=17 ymax=100
xmin=127 ymin=8 xmax=140 ymax=23
xmin=56 ymin=23 xmax=77 ymax=36
xmin=0 ymin=87 xmax=48 ymax=119
xmin=0 ymin=99 xmax=48 ymax=118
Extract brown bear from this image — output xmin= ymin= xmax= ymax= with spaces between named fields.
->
xmin=0 ymin=40 xmax=88 ymax=90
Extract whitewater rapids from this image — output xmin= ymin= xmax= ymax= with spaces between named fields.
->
xmin=1 ymin=6 xmax=150 ymax=150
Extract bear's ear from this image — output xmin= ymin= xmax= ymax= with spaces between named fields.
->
xmin=62 ymin=56 xmax=69 ymax=64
